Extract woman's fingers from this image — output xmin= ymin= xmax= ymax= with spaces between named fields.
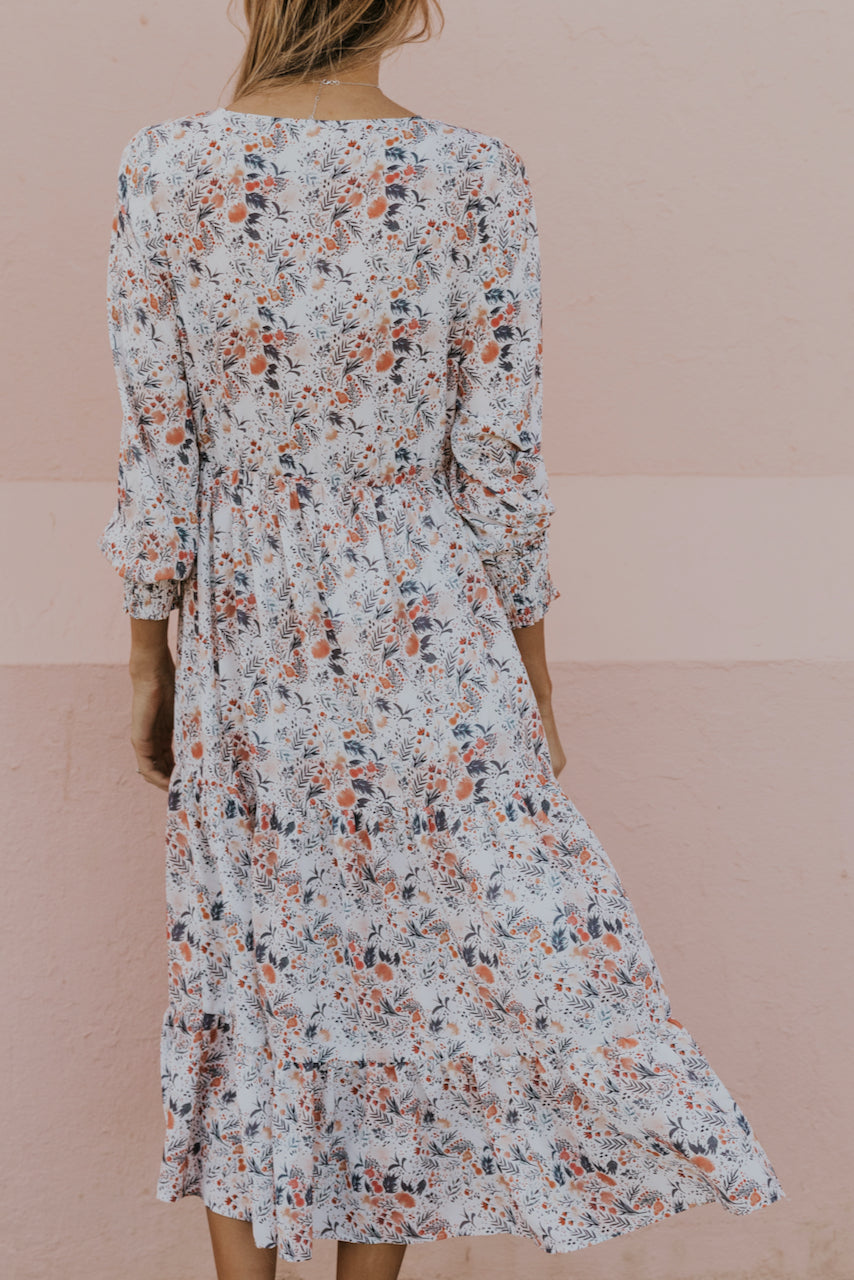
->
xmin=133 ymin=735 xmax=174 ymax=789
xmin=137 ymin=765 xmax=171 ymax=790
xmin=130 ymin=666 xmax=176 ymax=790
xmin=537 ymin=705 xmax=566 ymax=778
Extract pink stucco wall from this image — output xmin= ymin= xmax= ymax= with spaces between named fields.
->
xmin=3 ymin=3 xmax=851 ymax=1278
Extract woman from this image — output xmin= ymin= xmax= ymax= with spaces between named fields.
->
xmin=99 ymin=2 xmax=786 ymax=1276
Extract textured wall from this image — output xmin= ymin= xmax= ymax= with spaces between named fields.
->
xmin=2 ymin=2 xmax=851 ymax=1278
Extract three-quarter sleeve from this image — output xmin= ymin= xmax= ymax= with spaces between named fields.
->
xmin=447 ymin=141 xmax=560 ymax=628
xmin=98 ymin=131 xmax=199 ymax=620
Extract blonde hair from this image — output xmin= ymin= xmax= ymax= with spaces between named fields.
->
xmin=226 ymin=0 xmax=443 ymax=102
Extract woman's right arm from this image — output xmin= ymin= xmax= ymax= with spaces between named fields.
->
xmin=446 ymin=139 xmax=565 ymax=775
xmin=511 ymin=617 xmax=566 ymax=778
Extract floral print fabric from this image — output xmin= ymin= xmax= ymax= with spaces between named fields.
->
xmin=99 ymin=109 xmax=785 ymax=1260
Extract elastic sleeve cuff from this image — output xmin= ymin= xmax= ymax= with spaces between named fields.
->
xmin=504 ymin=576 xmax=561 ymax=628
xmin=483 ymin=541 xmax=561 ymax=628
xmin=123 ymin=577 xmax=182 ymax=619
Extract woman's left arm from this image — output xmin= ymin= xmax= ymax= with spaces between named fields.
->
xmin=98 ymin=129 xmax=199 ymax=787
xmin=129 ymin=618 xmax=175 ymax=790
xmin=98 ymin=127 xmax=200 ymax=621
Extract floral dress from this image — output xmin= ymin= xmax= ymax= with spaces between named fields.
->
xmin=99 ymin=108 xmax=786 ymax=1260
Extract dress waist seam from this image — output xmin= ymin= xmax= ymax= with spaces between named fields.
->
xmin=201 ymin=462 xmax=452 ymax=494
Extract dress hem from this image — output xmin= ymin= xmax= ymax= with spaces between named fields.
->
xmin=155 ymin=1178 xmax=786 ymax=1263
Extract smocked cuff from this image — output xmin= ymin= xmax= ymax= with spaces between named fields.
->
xmin=484 ymin=543 xmax=561 ymax=628
xmin=123 ymin=577 xmax=182 ymax=619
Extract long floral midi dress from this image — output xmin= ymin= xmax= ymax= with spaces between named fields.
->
xmin=99 ymin=108 xmax=786 ymax=1260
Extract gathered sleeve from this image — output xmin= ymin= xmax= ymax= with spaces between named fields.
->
xmin=98 ymin=132 xmax=199 ymax=620
xmin=447 ymin=141 xmax=560 ymax=628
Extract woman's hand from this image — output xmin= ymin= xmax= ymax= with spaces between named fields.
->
xmin=129 ymin=619 xmax=175 ymax=791
xmin=511 ymin=616 xmax=567 ymax=778
xmin=536 ymin=696 xmax=567 ymax=778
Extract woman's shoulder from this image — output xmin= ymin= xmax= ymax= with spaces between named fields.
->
xmin=426 ymin=119 xmax=531 ymax=180
xmin=115 ymin=110 xmax=529 ymax=185
xmin=115 ymin=110 xmax=211 ymax=162
xmin=417 ymin=116 xmax=526 ymax=156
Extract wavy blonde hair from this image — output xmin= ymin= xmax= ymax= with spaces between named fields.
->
xmin=226 ymin=0 xmax=443 ymax=101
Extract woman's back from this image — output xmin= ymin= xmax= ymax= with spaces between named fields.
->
xmin=143 ymin=110 xmax=498 ymax=484
xmin=101 ymin=109 xmax=557 ymax=625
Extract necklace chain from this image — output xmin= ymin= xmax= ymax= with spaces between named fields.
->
xmin=308 ymin=77 xmax=401 ymax=120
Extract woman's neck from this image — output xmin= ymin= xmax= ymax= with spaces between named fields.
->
xmin=225 ymin=59 xmax=415 ymax=120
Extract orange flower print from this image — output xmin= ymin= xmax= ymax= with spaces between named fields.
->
xmin=98 ymin=111 xmax=784 ymax=1264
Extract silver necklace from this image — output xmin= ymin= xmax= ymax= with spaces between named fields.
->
xmin=307 ymin=77 xmax=409 ymax=120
